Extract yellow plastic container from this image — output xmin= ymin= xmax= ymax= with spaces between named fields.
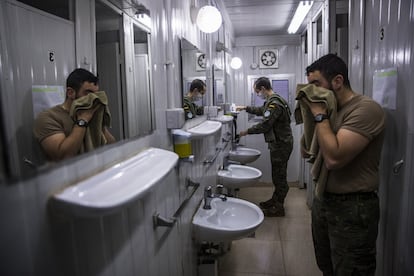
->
xmin=172 ymin=130 xmax=192 ymax=158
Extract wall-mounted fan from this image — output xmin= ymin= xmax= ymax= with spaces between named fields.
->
xmin=259 ymin=49 xmax=279 ymax=69
xmin=196 ymin=53 xmax=206 ymax=71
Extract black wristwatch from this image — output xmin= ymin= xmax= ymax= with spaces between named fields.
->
xmin=314 ymin=113 xmax=329 ymax=123
xmin=75 ymin=119 xmax=89 ymax=127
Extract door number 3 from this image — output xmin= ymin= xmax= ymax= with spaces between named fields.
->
xmin=49 ymin=51 xmax=55 ymax=62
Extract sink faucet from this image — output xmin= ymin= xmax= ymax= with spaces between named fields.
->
xmin=222 ymin=155 xmax=240 ymax=170
xmin=231 ymin=134 xmax=240 ymax=150
xmin=203 ymin=185 xmax=227 ymax=209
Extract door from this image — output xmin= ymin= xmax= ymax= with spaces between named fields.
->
xmin=97 ymin=43 xmax=124 ymax=141
xmin=0 ymin=1 xmax=75 ymax=178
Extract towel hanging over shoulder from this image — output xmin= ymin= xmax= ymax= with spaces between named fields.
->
xmin=70 ymin=91 xmax=112 ymax=153
xmin=294 ymin=84 xmax=337 ymax=198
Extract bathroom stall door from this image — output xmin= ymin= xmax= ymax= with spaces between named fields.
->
xmin=95 ymin=0 xmax=125 ymax=141
xmin=97 ymin=43 xmax=124 ymax=141
xmin=362 ymin=0 xmax=414 ymax=275
xmin=0 ymin=1 xmax=75 ymax=178
xmin=134 ymin=54 xmax=151 ymax=135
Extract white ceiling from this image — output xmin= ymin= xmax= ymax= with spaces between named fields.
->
xmin=221 ymin=0 xmax=324 ymax=37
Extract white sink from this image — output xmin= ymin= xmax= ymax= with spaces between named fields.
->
xmin=212 ymin=115 xmax=233 ymax=123
xmin=50 ymin=148 xmax=178 ymax=217
xmin=187 ymin=120 xmax=222 ymax=137
xmin=217 ymin=164 xmax=262 ymax=189
xmin=192 ymin=197 xmax=264 ymax=242
xmin=229 ymin=147 xmax=261 ymax=164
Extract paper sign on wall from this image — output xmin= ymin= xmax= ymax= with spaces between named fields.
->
xmin=372 ymin=68 xmax=397 ymax=110
xmin=32 ymin=85 xmax=65 ymax=117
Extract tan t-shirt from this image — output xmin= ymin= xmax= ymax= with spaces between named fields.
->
xmin=33 ymin=105 xmax=74 ymax=143
xmin=325 ymin=94 xmax=385 ymax=193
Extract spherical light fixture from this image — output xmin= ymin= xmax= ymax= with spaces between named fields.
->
xmin=230 ymin=57 xmax=243 ymax=70
xmin=196 ymin=5 xmax=222 ymax=33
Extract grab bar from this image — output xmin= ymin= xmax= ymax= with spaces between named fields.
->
xmin=153 ymin=213 xmax=176 ymax=228
xmin=203 ymin=147 xmax=221 ymax=165
xmin=153 ymin=178 xmax=200 ymax=228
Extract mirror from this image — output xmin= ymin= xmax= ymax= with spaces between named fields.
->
xmin=180 ymin=38 xmax=207 ymax=118
xmin=0 ymin=0 xmax=154 ymax=181
xmin=212 ymin=62 xmax=225 ymax=107
xmin=96 ymin=1 xmax=154 ymax=139
xmin=212 ymin=26 xmax=229 ymax=108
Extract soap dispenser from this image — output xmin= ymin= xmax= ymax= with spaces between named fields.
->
xmin=171 ymin=129 xmax=192 ymax=158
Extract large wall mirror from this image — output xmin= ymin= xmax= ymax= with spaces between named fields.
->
xmin=180 ymin=38 xmax=207 ymax=113
xmin=0 ymin=0 xmax=154 ymax=182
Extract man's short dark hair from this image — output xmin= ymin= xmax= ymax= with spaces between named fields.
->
xmin=66 ymin=68 xmax=99 ymax=92
xmin=190 ymin=79 xmax=206 ymax=92
xmin=254 ymin=77 xmax=272 ymax=90
xmin=306 ymin=53 xmax=351 ymax=88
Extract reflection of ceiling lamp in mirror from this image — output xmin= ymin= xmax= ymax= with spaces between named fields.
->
xmin=196 ymin=5 xmax=222 ymax=33
xmin=287 ymin=1 xmax=313 ymax=34
xmin=230 ymin=57 xmax=242 ymax=70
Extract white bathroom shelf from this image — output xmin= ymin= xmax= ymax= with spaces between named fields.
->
xmin=50 ymin=147 xmax=178 ymax=217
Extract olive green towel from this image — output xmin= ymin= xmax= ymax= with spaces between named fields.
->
xmin=70 ymin=91 xmax=112 ymax=153
xmin=295 ymin=84 xmax=337 ymax=198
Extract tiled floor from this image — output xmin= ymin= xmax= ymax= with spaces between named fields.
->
xmin=217 ymin=184 xmax=322 ymax=276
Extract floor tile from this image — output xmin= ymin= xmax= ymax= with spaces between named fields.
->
xmin=282 ymin=240 xmax=322 ymax=276
xmin=218 ymin=239 xmax=285 ymax=275
xmin=254 ymin=218 xmax=280 ymax=241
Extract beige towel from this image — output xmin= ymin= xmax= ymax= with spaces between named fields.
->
xmin=70 ymin=91 xmax=112 ymax=153
xmin=295 ymin=84 xmax=337 ymax=198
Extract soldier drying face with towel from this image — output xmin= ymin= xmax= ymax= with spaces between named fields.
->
xmin=33 ymin=68 xmax=116 ymax=162
xmin=237 ymin=76 xmax=293 ymax=216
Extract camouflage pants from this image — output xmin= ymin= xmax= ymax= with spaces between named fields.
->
xmin=269 ymin=141 xmax=293 ymax=204
xmin=311 ymin=192 xmax=379 ymax=276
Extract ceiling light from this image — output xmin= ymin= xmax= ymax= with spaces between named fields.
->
xmin=230 ymin=57 xmax=242 ymax=70
xmin=196 ymin=5 xmax=222 ymax=33
xmin=287 ymin=1 xmax=313 ymax=34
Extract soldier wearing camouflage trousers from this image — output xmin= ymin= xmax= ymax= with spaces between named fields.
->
xmin=237 ymin=77 xmax=293 ymax=217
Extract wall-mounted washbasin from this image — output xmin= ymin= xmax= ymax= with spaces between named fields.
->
xmin=187 ymin=120 xmax=222 ymax=137
xmin=192 ymin=197 xmax=264 ymax=242
xmin=212 ymin=115 xmax=233 ymax=123
xmin=50 ymin=148 xmax=178 ymax=217
xmin=229 ymin=147 xmax=261 ymax=164
xmin=218 ymin=164 xmax=262 ymax=189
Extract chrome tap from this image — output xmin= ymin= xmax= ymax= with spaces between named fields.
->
xmin=222 ymin=155 xmax=240 ymax=170
xmin=203 ymin=185 xmax=227 ymax=209
xmin=231 ymin=134 xmax=240 ymax=150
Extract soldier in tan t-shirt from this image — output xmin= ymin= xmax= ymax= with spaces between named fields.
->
xmin=300 ymin=54 xmax=385 ymax=276
xmin=33 ymin=68 xmax=115 ymax=162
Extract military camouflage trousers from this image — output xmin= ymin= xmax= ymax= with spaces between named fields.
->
xmin=269 ymin=141 xmax=293 ymax=204
xmin=311 ymin=192 xmax=379 ymax=276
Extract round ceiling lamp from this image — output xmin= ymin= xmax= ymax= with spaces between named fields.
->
xmin=196 ymin=5 xmax=222 ymax=33
xmin=230 ymin=57 xmax=242 ymax=70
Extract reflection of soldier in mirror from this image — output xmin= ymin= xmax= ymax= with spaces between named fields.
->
xmin=183 ymin=79 xmax=206 ymax=120
xmin=33 ymin=68 xmax=116 ymax=162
